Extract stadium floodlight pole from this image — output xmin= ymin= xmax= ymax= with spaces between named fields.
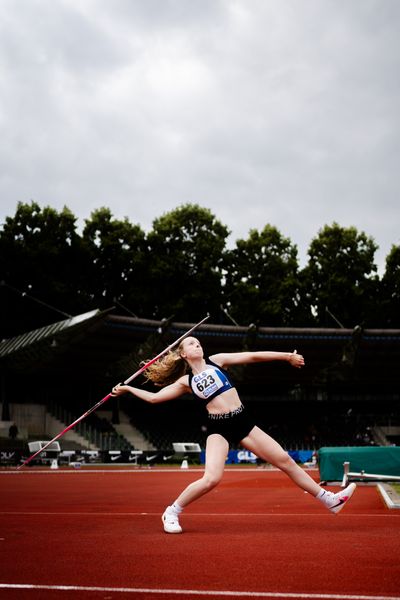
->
xmin=18 ymin=315 xmax=210 ymax=469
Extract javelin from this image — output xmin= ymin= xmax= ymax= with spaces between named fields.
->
xmin=18 ymin=315 xmax=209 ymax=469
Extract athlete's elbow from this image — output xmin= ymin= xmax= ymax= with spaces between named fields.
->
xmin=248 ymin=354 xmax=262 ymax=363
xmin=147 ymin=394 xmax=167 ymax=404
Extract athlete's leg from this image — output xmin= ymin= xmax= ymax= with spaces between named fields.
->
xmin=241 ymin=426 xmax=321 ymax=496
xmin=174 ymin=433 xmax=229 ymax=507
xmin=162 ymin=434 xmax=229 ymax=533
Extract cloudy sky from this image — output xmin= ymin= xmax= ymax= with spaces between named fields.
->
xmin=0 ymin=0 xmax=399 ymax=273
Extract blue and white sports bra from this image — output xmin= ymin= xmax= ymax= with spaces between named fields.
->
xmin=189 ymin=358 xmax=235 ymax=404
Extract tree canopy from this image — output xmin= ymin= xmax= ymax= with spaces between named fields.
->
xmin=301 ymin=223 xmax=379 ymax=328
xmin=1 ymin=201 xmax=399 ymax=337
xmin=223 ymin=225 xmax=300 ymax=326
xmin=147 ymin=204 xmax=229 ymax=320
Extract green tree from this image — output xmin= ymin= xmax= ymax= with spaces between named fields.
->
xmin=380 ymin=245 xmax=400 ymax=327
xmin=223 ymin=225 xmax=301 ymax=326
xmin=82 ymin=208 xmax=148 ymax=315
xmin=147 ymin=204 xmax=229 ymax=320
xmin=0 ymin=201 xmax=90 ymax=335
xmin=301 ymin=223 xmax=379 ymax=327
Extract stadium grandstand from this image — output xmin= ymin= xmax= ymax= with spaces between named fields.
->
xmin=1 ymin=309 xmax=399 ymax=465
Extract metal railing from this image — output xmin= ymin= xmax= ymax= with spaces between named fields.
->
xmin=47 ymin=402 xmax=132 ymax=451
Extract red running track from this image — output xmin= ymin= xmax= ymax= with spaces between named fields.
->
xmin=0 ymin=467 xmax=399 ymax=600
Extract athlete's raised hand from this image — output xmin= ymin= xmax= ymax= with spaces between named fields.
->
xmin=288 ymin=350 xmax=304 ymax=368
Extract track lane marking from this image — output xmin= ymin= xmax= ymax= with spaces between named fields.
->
xmin=0 ymin=584 xmax=399 ymax=599
xmin=0 ymin=511 xmax=398 ymax=518
xmin=1 ymin=468 xmax=278 ymax=474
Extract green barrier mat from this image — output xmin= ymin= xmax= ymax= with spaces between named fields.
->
xmin=318 ymin=446 xmax=400 ymax=481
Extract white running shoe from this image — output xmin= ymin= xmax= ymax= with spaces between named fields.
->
xmin=324 ymin=483 xmax=357 ymax=514
xmin=162 ymin=507 xmax=183 ymax=533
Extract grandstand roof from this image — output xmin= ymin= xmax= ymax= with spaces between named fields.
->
xmin=1 ymin=310 xmax=400 ymax=392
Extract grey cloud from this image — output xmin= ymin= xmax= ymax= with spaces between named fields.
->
xmin=0 ymin=0 xmax=399 ymax=275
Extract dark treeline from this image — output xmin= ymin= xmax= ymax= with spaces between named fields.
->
xmin=1 ymin=201 xmax=399 ymax=337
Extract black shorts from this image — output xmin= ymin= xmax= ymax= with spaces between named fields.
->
xmin=206 ymin=405 xmax=256 ymax=446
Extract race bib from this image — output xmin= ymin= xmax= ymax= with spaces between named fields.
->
xmin=192 ymin=367 xmax=230 ymax=399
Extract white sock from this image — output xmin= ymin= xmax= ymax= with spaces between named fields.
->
xmin=170 ymin=502 xmax=183 ymax=514
xmin=317 ymin=488 xmax=334 ymax=506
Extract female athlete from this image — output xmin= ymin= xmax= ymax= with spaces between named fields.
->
xmin=111 ymin=336 xmax=356 ymax=533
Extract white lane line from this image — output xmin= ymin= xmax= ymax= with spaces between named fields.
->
xmin=0 ymin=511 xmax=398 ymax=518
xmin=0 ymin=468 xmax=267 ymax=474
xmin=0 ymin=584 xmax=399 ymax=600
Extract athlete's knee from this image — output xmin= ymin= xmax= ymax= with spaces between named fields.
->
xmin=202 ymin=471 xmax=222 ymax=490
xmin=275 ymin=452 xmax=296 ymax=472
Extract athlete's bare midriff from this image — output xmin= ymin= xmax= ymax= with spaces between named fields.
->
xmin=204 ymin=387 xmax=243 ymax=415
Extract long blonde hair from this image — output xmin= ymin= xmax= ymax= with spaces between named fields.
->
xmin=142 ymin=342 xmax=188 ymax=386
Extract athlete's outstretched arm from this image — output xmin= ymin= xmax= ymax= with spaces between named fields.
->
xmin=210 ymin=350 xmax=304 ymax=369
xmin=111 ymin=376 xmax=190 ymax=404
